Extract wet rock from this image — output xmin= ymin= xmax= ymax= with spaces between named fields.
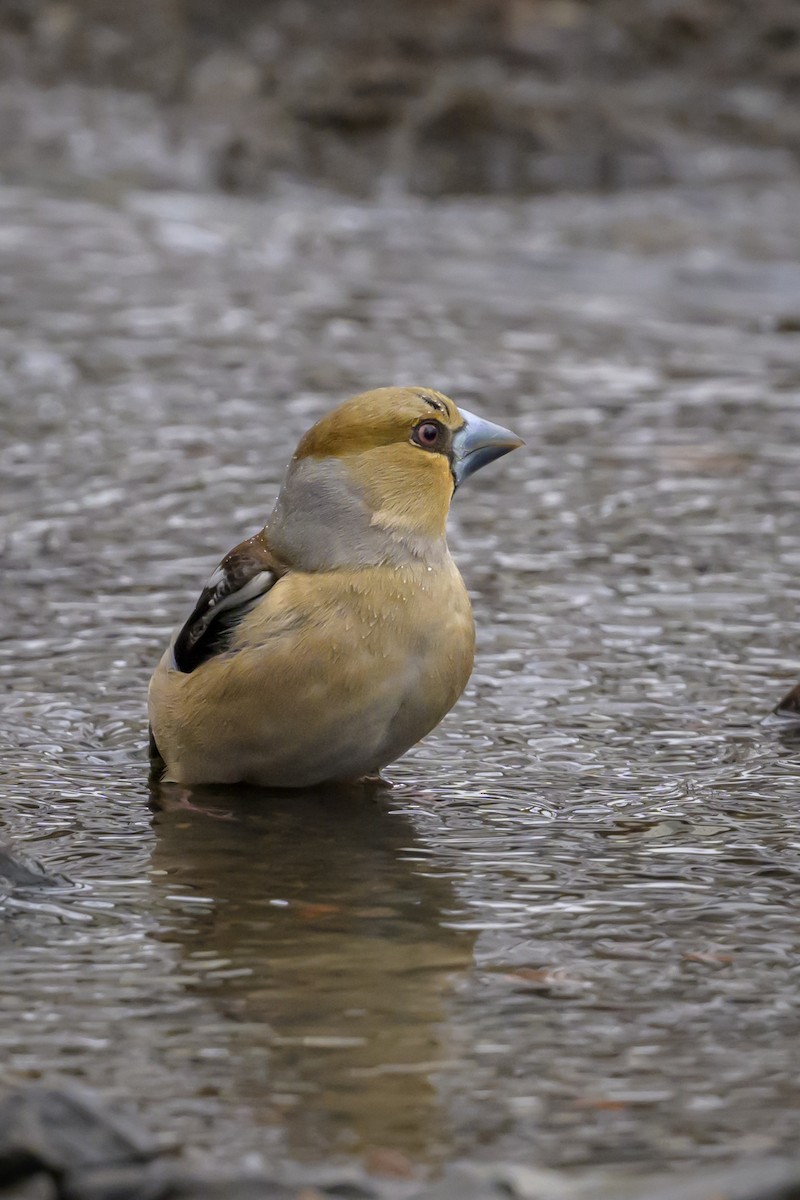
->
xmin=4 ymin=1083 xmax=800 ymax=1200
xmin=0 ymin=1086 xmax=157 ymax=1187
xmin=3 ymin=1177 xmax=58 ymax=1200
xmin=413 ymin=1166 xmax=572 ymax=1200
xmin=0 ymin=845 xmax=59 ymax=890
xmin=424 ymin=1160 xmax=800 ymax=1200
xmin=0 ymin=1085 xmax=378 ymax=1200
xmin=61 ymin=1162 xmax=300 ymax=1200
xmin=613 ymin=1157 xmax=800 ymax=1200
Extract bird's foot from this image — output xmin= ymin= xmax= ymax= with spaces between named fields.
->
xmin=174 ymin=789 xmax=237 ymax=820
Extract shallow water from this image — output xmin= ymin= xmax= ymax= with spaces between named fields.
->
xmin=2 ymin=178 xmax=800 ymax=1184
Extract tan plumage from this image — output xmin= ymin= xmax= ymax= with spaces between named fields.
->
xmin=148 ymin=387 xmax=521 ymax=788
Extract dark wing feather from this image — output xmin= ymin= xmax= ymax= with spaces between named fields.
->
xmin=774 ymin=681 xmax=800 ymax=723
xmin=148 ymin=724 xmax=165 ymax=778
xmin=172 ymin=532 xmax=280 ymax=674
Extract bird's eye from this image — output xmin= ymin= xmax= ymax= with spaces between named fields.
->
xmin=412 ymin=421 xmax=442 ymax=449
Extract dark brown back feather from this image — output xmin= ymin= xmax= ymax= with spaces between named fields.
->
xmin=173 ymin=531 xmax=281 ymax=673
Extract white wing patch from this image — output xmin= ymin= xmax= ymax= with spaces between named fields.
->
xmin=172 ymin=561 xmax=276 ymax=673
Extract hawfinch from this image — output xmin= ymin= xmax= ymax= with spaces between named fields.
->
xmin=148 ymin=387 xmax=522 ymax=788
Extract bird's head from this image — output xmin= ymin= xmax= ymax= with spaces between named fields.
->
xmin=269 ymin=387 xmax=522 ymax=569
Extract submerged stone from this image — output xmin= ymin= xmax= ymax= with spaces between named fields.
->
xmin=0 ymin=1086 xmax=157 ymax=1186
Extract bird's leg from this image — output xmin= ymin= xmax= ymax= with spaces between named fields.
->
xmin=174 ymin=788 xmax=237 ymax=820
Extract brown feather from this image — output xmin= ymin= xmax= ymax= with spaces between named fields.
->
xmin=172 ymin=531 xmax=284 ymax=673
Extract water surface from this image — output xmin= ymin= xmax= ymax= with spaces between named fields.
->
xmin=2 ymin=179 xmax=800 ymax=1183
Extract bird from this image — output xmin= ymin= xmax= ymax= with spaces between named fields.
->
xmin=148 ymin=386 xmax=522 ymax=788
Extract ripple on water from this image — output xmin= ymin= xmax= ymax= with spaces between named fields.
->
xmin=2 ymin=180 xmax=800 ymax=1179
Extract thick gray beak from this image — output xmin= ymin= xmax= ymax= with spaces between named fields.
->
xmin=451 ymin=408 xmax=523 ymax=487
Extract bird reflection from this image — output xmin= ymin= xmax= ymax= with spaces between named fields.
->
xmin=148 ymin=782 xmax=475 ymax=1168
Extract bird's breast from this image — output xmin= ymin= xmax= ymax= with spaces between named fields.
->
xmin=150 ymin=558 xmax=475 ymax=787
xmin=349 ymin=560 xmax=475 ymax=764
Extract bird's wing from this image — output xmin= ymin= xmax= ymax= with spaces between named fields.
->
xmin=774 ymin=681 xmax=800 ymax=723
xmin=172 ymin=531 xmax=282 ymax=674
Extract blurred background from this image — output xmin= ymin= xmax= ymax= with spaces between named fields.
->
xmin=1 ymin=0 xmax=799 ymax=197
xmin=4 ymin=2 xmax=800 ymax=1194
